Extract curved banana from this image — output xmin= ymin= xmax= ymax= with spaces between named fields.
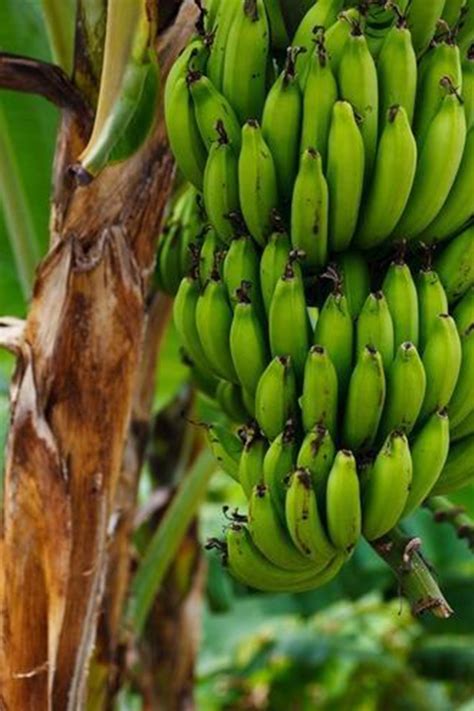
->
xmin=263 ymin=0 xmax=290 ymax=50
xmin=260 ymin=231 xmax=292 ymax=316
xmin=354 ymin=105 xmax=417 ymax=249
xmin=325 ymin=8 xmax=360 ymax=73
xmin=336 ymin=251 xmax=370 ymax=320
xmin=356 ymin=291 xmax=395 ymax=371
xmin=417 ymin=268 xmax=449 ymax=351
xmin=431 ymin=434 xmax=474 ymax=494
xmin=195 ymin=273 xmax=238 ymax=381
xmin=451 ymin=408 xmax=474 ymax=441
xmin=458 ymin=2 xmax=474 ymax=54
xmin=173 ymin=274 xmax=212 ymax=375
xmin=377 ymin=15 xmax=417 ymax=125
xmin=326 ymin=101 xmax=365 ymax=252
xmin=300 ymin=345 xmax=338 ymax=438
xmin=342 ymin=346 xmax=386 ymax=451
xmin=379 ymin=342 xmax=427 ymax=439
xmin=362 ymin=431 xmax=412 ymax=541
xmin=326 ymin=449 xmax=361 ymax=552
xmin=223 ymin=234 xmax=263 ymax=312
xmin=448 ymin=324 xmax=474 ymax=429
xmin=255 ymin=355 xmax=298 ymax=440
xmin=420 ymin=313 xmax=462 ymax=421
xmin=206 ymin=423 xmax=245 ymax=481
xmin=296 ymin=425 xmax=336 ymax=500
xmin=238 ymin=430 xmax=268 ymax=497
xmin=453 ymin=286 xmax=474 ymax=334
xmin=263 ymin=420 xmax=298 ymax=521
xmin=216 ymin=380 xmax=250 ymax=423
xmin=158 ymin=221 xmax=183 ymax=296
xmin=314 ymin=280 xmax=354 ymax=395
xmin=164 ymin=36 xmax=209 ymax=112
xmin=463 ymin=44 xmax=474 ymax=131
xmin=238 ymin=120 xmax=279 ymax=247
xmin=402 ymin=409 xmax=450 ymax=517
xmin=188 ymin=70 xmax=242 ymax=151
xmin=199 ymin=227 xmax=225 ymax=285
xmin=435 ymin=224 xmax=474 ymax=304
xmin=291 ymin=148 xmax=329 ymax=269
xmin=292 ymin=0 xmax=345 ymax=78
xmin=442 ymin=0 xmax=466 ymax=26
xmin=207 ymin=0 xmax=240 ymax=90
xmin=203 ymin=121 xmax=240 ymax=244
xmin=407 ymin=0 xmax=447 ymax=56
xmin=382 ymin=259 xmax=419 ymax=349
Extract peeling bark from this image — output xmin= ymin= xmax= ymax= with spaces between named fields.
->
xmin=0 ymin=2 xmax=198 ymax=709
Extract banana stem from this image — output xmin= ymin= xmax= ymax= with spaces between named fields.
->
xmin=426 ymin=496 xmax=474 ymax=552
xmin=371 ymin=528 xmax=453 ymax=619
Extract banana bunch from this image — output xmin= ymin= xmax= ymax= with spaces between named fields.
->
xmin=162 ymin=0 xmax=474 ymax=594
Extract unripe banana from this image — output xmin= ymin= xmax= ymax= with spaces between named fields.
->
xmin=326 ymin=101 xmax=365 ymax=251
xmin=292 ymin=0 xmax=345 ymax=78
xmin=417 ymin=268 xmax=449 ymax=351
xmin=407 ymin=0 xmax=447 ymax=56
xmin=342 ymin=346 xmax=386 ymax=451
xmin=453 ymin=287 xmax=474 ymax=334
xmin=262 ymin=47 xmax=303 ymax=203
xmin=255 ymin=355 xmax=298 ymax=440
xmin=414 ymin=40 xmax=462 ymax=147
xmin=382 ymin=259 xmax=419 ymax=349
xmin=338 ymin=27 xmax=379 ymax=179
xmin=260 ymin=231 xmax=292 ymax=316
xmin=356 ymin=291 xmax=395 ymax=371
xmin=230 ymin=281 xmax=270 ymax=396
xmin=420 ymin=313 xmax=462 ymax=420
xmin=291 ymin=148 xmax=329 ymax=269
xmin=238 ymin=430 xmax=268 ymax=497
xmin=300 ymin=345 xmax=338 ymax=438
xmin=431 ymin=434 xmax=474 ymax=494
xmin=395 ymin=89 xmax=467 ymax=240
xmin=203 ymin=0 xmax=220 ymax=30
xmin=199 ymin=227 xmax=225 ymax=284
xmin=314 ymin=281 xmax=354 ymax=395
xmin=263 ymin=0 xmax=290 ymax=50
xmin=195 ymin=273 xmax=238 ymax=382
xmin=185 ymin=353 xmax=219 ymax=400
xmin=379 ymin=342 xmax=427 ymax=439
xmin=269 ymin=258 xmax=311 ymax=383
xmin=448 ymin=324 xmax=474 ymax=429
xmin=326 ymin=449 xmax=361 ymax=552
xmin=451 ymin=408 xmax=474 ymax=441
xmin=325 ymin=8 xmax=360 ymax=73
xmin=216 ymin=380 xmax=250 ymax=423
xmin=442 ymin=0 xmax=466 ymax=26
xmin=354 ymin=105 xmax=417 ymax=249
xmin=164 ymin=37 xmax=209 ymax=112
xmin=206 ymin=422 xmax=245 ymax=481
xmin=362 ymin=431 xmax=412 ymax=541
xmin=285 ymin=469 xmax=336 ymax=563
xmin=458 ymin=3 xmax=474 ymax=54
xmin=158 ymin=221 xmax=183 ymax=296
xmin=336 ymin=251 xmax=371 ymax=319
xmin=463 ymin=44 xmax=474 ymax=130
xmin=377 ymin=17 xmax=417 ymax=125
xmin=223 ymin=234 xmax=263 ymax=312
xmin=419 ymin=125 xmax=474 ymax=244
xmin=238 ymin=120 xmax=279 ymax=247
xmin=174 ymin=274 xmax=211 ymax=374
xmin=402 ymin=409 xmax=450 ymax=517
xmin=297 ymin=425 xmax=336 ymax=500
xmin=222 ymin=0 xmax=270 ymax=123
xmin=263 ymin=420 xmax=298 ymax=521
xmin=300 ymin=31 xmax=338 ymax=167
xmin=249 ymin=484 xmax=314 ymax=571
xmin=188 ymin=70 xmax=242 ymax=151
xmin=207 ymin=0 xmax=240 ymax=90
xmin=203 ymin=121 xmax=240 ymax=244
xmin=435 ymin=224 xmax=474 ymax=303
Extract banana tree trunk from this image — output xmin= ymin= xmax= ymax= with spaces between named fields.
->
xmin=0 ymin=2 xmax=197 ymax=708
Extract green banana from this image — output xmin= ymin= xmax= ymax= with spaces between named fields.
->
xmin=453 ymin=286 xmax=474 ymax=334
xmin=174 ymin=274 xmax=211 ymax=373
xmin=463 ymin=44 xmax=474 ymax=131
xmin=326 ymin=101 xmax=365 ymax=251
xmin=263 ymin=420 xmax=298 ymax=521
xmin=206 ymin=422 xmax=245 ymax=481
xmin=260 ymin=231 xmax=292 ymax=316
xmin=300 ymin=30 xmax=338 ymax=167
xmin=382 ymin=259 xmax=419 ymax=349
xmin=199 ymin=227 xmax=225 ymax=284
xmin=326 ymin=449 xmax=361 ymax=552
xmin=230 ymin=281 xmax=270 ymax=396
xmin=195 ymin=273 xmax=238 ymax=381
xmin=420 ymin=314 xmax=462 ymax=421
xmin=448 ymin=324 xmax=474 ymax=429
xmin=188 ymin=70 xmax=242 ymax=150
xmin=238 ymin=430 xmax=268 ymax=497
xmin=262 ymin=47 xmax=304 ymax=202
xmin=207 ymin=0 xmax=240 ymax=90
xmin=435 ymin=224 xmax=474 ymax=303
xmin=263 ymin=0 xmax=290 ymax=50
xmin=431 ymin=434 xmax=474 ymax=494
xmin=407 ymin=0 xmax=447 ymax=56
xmin=186 ymin=354 xmax=219 ymax=400
xmin=238 ymin=120 xmax=279 ymax=247
xmin=419 ymin=126 xmax=474 ymax=244
xmin=204 ymin=0 xmax=220 ymax=30
xmin=325 ymin=8 xmax=360 ymax=73
xmin=314 ymin=280 xmax=354 ymax=395
xmin=362 ymin=431 xmax=412 ymax=541
xmin=379 ymin=342 xmax=427 ymax=439
xmin=417 ymin=268 xmax=449 ymax=351
xmin=402 ymin=409 xmax=450 ymax=517
xmin=377 ymin=15 xmax=417 ymax=126
xmin=296 ymin=425 xmax=336 ymax=500
xmin=224 ymin=524 xmax=345 ymax=593
xmin=216 ymin=380 xmax=250 ymax=423
xmin=442 ymin=0 xmax=466 ymax=26
xmin=291 ymin=148 xmax=329 ymax=269
xmin=164 ymin=36 xmax=209 ymax=112
xmin=292 ymin=0 xmax=345 ymax=78
xmin=354 ymin=105 xmax=417 ymax=249
xmin=336 ymin=251 xmax=371 ymax=319
xmin=255 ymin=355 xmax=298 ymax=440
xmin=300 ymin=345 xmax=338 ymax=438
xmin=285 ymin=469 xmax=336 ymax=562
xmin=342 ymin=346 xmax=386 ymax=451
xmin=395 ymin=88 xmax=467 ymax=240
xmin=356 ymin=291 xmax=395 ymax=371
xmin=451 ymin=408 xmax=474 ymax=441
xmin=203 ymin=121 xmax=240 ymax=244
xmin=458 ymin=2 xmax=474 ymax=54
xmin=158 ymin=221 xmax=183 ymax=296
xmin=338 ymin=26 xmax=379 ymax=179
xmin=222 ymin=0 xmax=270 ymax=123
xmin=223 ymin=234 xmax=263 ymax=311
xmin=269 ymin=258 xmax=311 ymax=383
xmin=413 ymin=40 xmax=462 ymax=147
xmin=249 ymin=484 xmax=314 ymax=571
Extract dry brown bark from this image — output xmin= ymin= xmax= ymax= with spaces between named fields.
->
xmin=0 ymin=2 xmax=198 ymax=709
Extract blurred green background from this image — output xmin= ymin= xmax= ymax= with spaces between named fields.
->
xmin=1 ymin=3 xmax=473 ymax=709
